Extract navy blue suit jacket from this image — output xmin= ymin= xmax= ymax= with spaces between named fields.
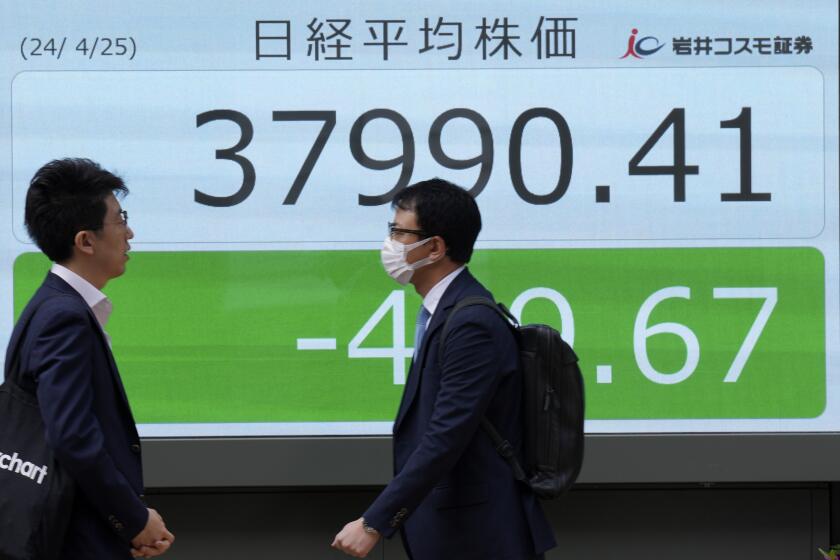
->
xmin=5 ymin=273 xmax=147 ymax=559
xmin=364 ymin=269 xmax=556 ymax=560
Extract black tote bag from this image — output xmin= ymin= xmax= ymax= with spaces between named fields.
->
xmin=0 ymin=299 xmax=75 ymax=560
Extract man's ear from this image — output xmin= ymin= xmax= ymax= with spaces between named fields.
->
xmin=429 ymin=236 xmax=448 ymax=260
xmin=73 ymin=230 xmax=96 ymax=256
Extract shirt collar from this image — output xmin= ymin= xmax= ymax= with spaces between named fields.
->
xmin=50 ymin=263 xmax=113 ymax=328
xmin=422 ymin=265 xmax=466 ymax=320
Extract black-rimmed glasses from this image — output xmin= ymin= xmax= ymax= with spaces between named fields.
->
xmin=105 ymin=210 xmax=128 ymax=227
xmin=388 ymin=222 xmax=427 ymax=239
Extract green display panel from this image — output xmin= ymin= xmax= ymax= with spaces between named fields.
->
xmin=14 ymin=247 xmax=824 ymax=424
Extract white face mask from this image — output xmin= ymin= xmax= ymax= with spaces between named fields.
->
xmin=381 ymin=236 xmax=436 ymax=285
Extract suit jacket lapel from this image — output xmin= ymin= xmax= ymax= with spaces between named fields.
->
xmin=392 ymin=269 xmax=477 ymax=434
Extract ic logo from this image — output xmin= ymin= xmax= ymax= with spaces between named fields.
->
xmin=620 ymin=28 xmax=665 ymax=59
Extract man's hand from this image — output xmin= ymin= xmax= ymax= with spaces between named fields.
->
xmin=331 ymin=517 xmax=380 ymax=558
xmin=130 ymin=508 xmax=174 ymax=557
xmin=131 ymin=540 xmax=171 ymax=559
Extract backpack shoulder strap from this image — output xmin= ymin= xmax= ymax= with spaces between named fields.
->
xmin=479 ymin=417 xmax=528 ymax=483
xmin=438 ymin=296 xmax=516 ymax=357
xmin=438 ymin=296 xmax=528 ymax=485
xmin=3 ymin=295 xmax=65 ymax=395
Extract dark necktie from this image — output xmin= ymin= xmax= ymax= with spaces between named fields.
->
xmin=413 ymin=304 xmax=431 ymax=359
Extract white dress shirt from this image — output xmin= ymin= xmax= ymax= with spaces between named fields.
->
xmin=421 ymin=265 xmax=466 ymax=328
xmin=50 ymin=263 xmax=113 ymax=344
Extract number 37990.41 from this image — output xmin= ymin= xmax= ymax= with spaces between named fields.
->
xmin=194 ymin=107 xmax=763 ymax=208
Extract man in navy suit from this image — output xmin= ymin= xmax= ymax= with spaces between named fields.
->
xmin=6 ymin=158 xmax=174 ymax=558
xmin=333 ymin=179 xmax=556 ymax=559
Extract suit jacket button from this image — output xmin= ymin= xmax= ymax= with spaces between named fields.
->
xmin=130 ymin=444 xmax=141 ymax=454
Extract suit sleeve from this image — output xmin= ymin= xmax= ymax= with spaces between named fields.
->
xmin=31 ymin=305 xmax=148 ymax=542
xmin=363 ymin=308 xmax=507 ymax=536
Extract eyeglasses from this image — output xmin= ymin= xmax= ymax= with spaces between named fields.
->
xmin=104 ymin=210 xmax=128 ymax=227
xmin=388 ymin=222 xmax=428 ymax=239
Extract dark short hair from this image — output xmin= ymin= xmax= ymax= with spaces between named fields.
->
xmin=392 ymin=178 xmax=481 ymax=263
xmin=25 ymin=158 xmax=128 ymax=263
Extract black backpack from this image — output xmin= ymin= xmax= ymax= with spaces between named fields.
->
xmin=440 ymin=296 xmax=585 ymax=499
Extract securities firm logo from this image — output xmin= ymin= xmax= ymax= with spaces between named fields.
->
xmin=620 ymin=28 xmax=664 ymax=59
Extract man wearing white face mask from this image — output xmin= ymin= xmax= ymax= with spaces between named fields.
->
xmin=333 ymin=179 xmax=555 ymax=560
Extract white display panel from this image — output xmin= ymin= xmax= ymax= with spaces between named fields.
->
xmin=1 ymin=1 xmax=837 ymax=439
